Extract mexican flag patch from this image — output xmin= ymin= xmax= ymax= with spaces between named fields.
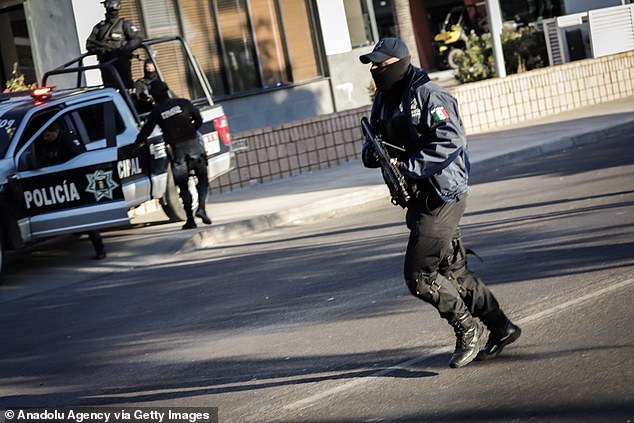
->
xmin=431 ymin=106 xmax=450 ymax=122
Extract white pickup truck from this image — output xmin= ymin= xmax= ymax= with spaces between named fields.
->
xmin=0 ymin=37 xmax=234 ymax=275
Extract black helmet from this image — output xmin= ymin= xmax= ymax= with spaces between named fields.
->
xmin=102 ymin=0 xmax=121 ymax=10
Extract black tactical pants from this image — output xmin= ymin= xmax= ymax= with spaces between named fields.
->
xmin=170 ymin=140 xmax=209 ymax=214
xmin=404 ymin=192 xmax=500 ymax=322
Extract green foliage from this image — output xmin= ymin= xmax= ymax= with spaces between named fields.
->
xmin=456 ymin=27 xmax=548 ymax=83
xmin=3 ymin=63 xmax=36 ymax=92
xmin=503 ymin=27 xmax=548 ymax=74
xmin=456 ymin=32 xmax=496 ymax=83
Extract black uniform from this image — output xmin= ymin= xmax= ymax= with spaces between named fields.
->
xmin=86 ymin=15 xmax=141 ymax=88
xmin=136 ymin=89 xmax=210 ymax=226
xmin=360 ymin=38 xmax=520 ymax=367
xmin=36 ymin=130 xmax=84 ymax=168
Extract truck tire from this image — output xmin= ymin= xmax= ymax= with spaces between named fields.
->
xmin=160 ymin=164 xmax=199 ymax=222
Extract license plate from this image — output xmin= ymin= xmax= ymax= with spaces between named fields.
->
xmin=201 ymin=132 xmax=220 ymax=155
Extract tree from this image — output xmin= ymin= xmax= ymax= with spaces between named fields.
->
xmin=391 ymin=0 xmax=421 ymax=67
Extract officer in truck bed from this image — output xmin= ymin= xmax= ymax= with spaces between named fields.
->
xmin=86 ymin=0 xmax=141 ymax=89
xmin=135 ymin=80 xmax=212 ymax=229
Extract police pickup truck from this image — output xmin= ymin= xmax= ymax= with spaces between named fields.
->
xmin=0 ymin=37 xmax=234 ymax=275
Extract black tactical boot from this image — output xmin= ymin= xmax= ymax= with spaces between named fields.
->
xmin=182 ymin=210 xmax=197 ymax=230
xmin=448 ymin=313 xmax=488 ymax=368
xmin=195 ymin=208 xmax=212 ymax=225
xmin=476 ymin=320 xmax=521 ymax=361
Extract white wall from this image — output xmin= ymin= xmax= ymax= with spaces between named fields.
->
xmin=315 ymin=0 xmax=352 ymax=56
xmin=24 ymin=0 xmax=83 ymax=87
xmin=71 ymin=0 xmax=103 ymax=85
xmin=563 ymin=0 xmax=628 ymax=14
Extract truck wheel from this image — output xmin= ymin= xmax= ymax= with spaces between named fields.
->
xmin=447 ymin=48 xmax=464 ymax=70
xmin=160 ymin=165 xmax=199 ymax=222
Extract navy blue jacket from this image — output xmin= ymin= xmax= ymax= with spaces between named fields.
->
xmin=364 ymin=66 xmax=469 ymax=203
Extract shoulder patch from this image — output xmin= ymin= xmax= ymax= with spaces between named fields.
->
xmin=410 ymin=97 xmax=421 ymax=125
xmin=130 ymin=25 xmax=138 ymax=33
xmin=431 ymin=106 xmax=449 ymax=122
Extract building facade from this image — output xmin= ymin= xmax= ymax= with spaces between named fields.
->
xmin=1 ymin=0 xmax=630 ymax=131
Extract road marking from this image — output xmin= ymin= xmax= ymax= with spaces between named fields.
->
xmin=284 ymin=277 xmax=634 ymax=411
xmin=284 ymin=347 xmax=451 ymax=411
xmin=515 ymin=277 xmax=634 ymax=326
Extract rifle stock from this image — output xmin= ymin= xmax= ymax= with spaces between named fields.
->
xmin=361 ymin=117 xmax=411 ymax=208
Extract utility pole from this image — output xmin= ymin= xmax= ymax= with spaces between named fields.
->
xmin=485 ymin=0 xmax=506 ymax=78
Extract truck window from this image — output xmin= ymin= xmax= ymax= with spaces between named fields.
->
xmin=18 ymin=114 xmax=84 ymax=171
xmin=16 ymin=108 xmax=60 ymax=154
xmin=73 ymin=102 xmax=125 ymax=151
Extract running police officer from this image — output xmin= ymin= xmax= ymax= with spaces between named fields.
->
xmin=86 ymin=0 xmax=142 ymax=89
xmin=360 ymin=38 xmax=521 ymax=368
xmin=135 ymin=80 xmax=212 ymax=229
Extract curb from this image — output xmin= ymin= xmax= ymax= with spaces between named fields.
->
xmin=181 ymin=185 xmax=388 ymax=250
xmin=183 ymin=117 xmax=634 ymax=250
xmin=472 ymin=119 xmax=634 ymax=172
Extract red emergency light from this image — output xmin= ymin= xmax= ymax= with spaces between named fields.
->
xmin=32 ymin=86 xmax=53 ymax=99
xmin=213 ymin=115 xmax=231 ymax=145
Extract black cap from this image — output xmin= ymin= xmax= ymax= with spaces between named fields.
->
xmin=101 ymin=0 xmax=120 ymax=10
xmin=359 ymin=38 xmax=410 ymax=64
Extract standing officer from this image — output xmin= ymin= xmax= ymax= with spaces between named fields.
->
xmin=86 ymin=0 xmax=142 ymax=89
xmin=135 ymin=80 xmax=212 ymax=229
xmin=360 ymin=38 xmax=521 ymax=368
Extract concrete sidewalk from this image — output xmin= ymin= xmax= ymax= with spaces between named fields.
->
xmin=144 ymin=97 xmax=634 ymax=250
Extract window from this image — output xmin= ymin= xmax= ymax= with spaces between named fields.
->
xmin=277 ymin=0 xmax=322 ymax=82
xmin=123 ymin=0 xmax=325 ymax=97
xmin=250 ymin=0 xmax=290 ymax=88
xmin=73 ymin=102 xmax=124 ymax=150
xmin=178 ymin=0 xmax=227 ymax=96
xmin=18 ymin=109 xmax=60 ymax=154
xmin=19 ymin=114 xmax=84 ymax=171
xmin=214 ymin=0 xmax=260 ymax=93
xmin=0 ymin=5 xmax=36 ymax=90
xmin=344 ymin=0 xmax=374 ymax=48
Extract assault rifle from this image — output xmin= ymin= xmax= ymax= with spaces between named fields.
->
xmin=361 ymin=117 xmax=411 ymax=208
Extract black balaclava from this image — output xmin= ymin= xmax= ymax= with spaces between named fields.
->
xmin=371 ymin=56 xmax=411 ymax=92
xmin=106 ymin=9 xmax=119 ymax=21
xmin=144 ymin=60 xmax=158 ymax=80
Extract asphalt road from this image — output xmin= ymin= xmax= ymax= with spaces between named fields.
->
xmin=1 ymin=138 xmax=633 ymax=423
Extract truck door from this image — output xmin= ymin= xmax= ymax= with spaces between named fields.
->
xmin=11 ymin=101 xmax=130 ymax=240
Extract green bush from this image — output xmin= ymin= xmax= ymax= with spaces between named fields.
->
xmin=456 ymin=27 xmax=548 ymax=83
xmin=2 ymin=63 xmax=36 ymax=92
xmin=456 ymin=32 xmax=496 ymax=83
xmin=503 ymin=27 xmax=548 ymax=74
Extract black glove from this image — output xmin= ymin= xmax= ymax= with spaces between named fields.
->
xmin=362 ymin=141 xmax=380 ymax=168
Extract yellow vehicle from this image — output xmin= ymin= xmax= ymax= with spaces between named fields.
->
xmin=433 ymin=6 xmax=472 ymax=70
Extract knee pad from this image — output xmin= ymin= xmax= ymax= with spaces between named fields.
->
xmin=406 ymin=272 xmax=441 ymax=306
